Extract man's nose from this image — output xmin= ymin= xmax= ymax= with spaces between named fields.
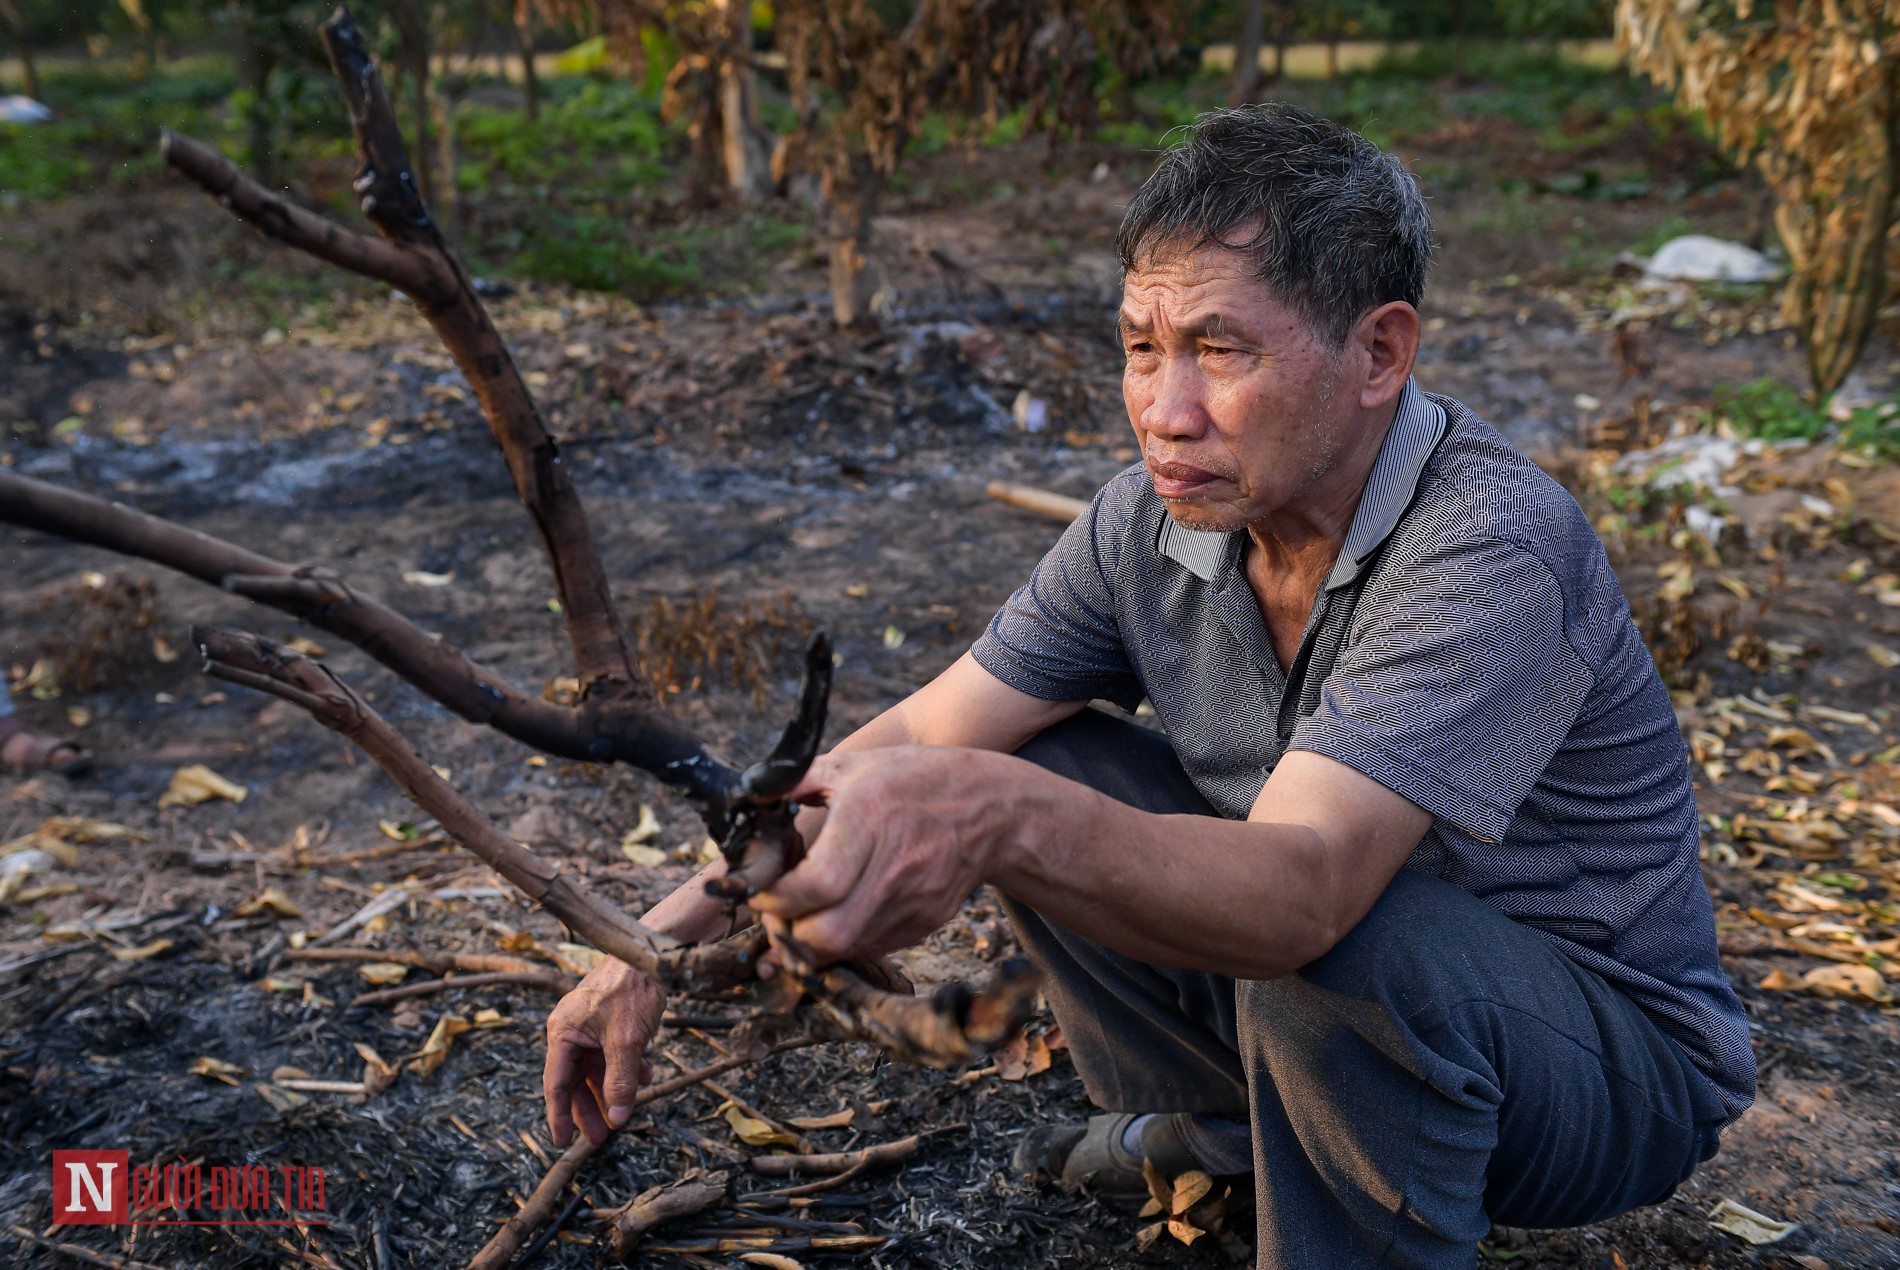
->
xmin=1140 ymin=356 xmax=1210 ymax=441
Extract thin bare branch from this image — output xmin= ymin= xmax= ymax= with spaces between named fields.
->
xmin=314 ymin=3 xmax=643 ymax=695
xmin=463 ymin=1043 xmax=814 ymax=1270
xmin=158 ymin=130 xmax=449 ymax=299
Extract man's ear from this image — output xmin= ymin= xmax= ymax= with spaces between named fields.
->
xmin=1353 ymin=301 xmax=1421 ymax=410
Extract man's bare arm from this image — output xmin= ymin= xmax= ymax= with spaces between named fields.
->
xmin=760 ymin=743 xmax=1432 ymax=982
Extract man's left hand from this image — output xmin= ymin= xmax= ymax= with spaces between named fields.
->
xmin=750 ymin=745 xmax=1015 ymax=966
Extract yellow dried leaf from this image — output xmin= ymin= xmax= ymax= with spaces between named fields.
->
xmin=996 ymin=1030 xmax=1052 ymax=1082
xmin=1799 ymin=963 xmax=1891 ymax=1005
xmin=262 ymin=977 xmax=304 ymax=992
xmin=622 ymin=804 xmax=661 ymax=846
xmin=1134 ymin=1221 xmax=1169 ymax=1253
xmin=722 ymin=1103 xmax=802 ymax=1149
xmin=409 ymin=1014 xmax=472 ymax=1076
xmin=356 ymin=962 xmax=410 ymax=986
xmin=285 ymin=637 xmax=327 ymax=657
xmin=1170 ymin=1170 xmax=1215 ymax=1215
xmin=110 ymin=938 xmax=174 ymax=963
xmin=236 ymin=887 xmax=301 ymax=919
xmin=1867 ymin=643 xmax=1900 ymax=669
xmin=1657 ymin=560 xmax=1695 ymax=603
xmin=356 ymin=1042 xmax=399 ymax=1096
xmin=496 ymin=930 xmax=539 ymax=953
xmin=553 ymin=942 xmax=605 ymax=974
xmin=738 ymin=1255 xmax=808 ymax=1270
xmin=1138 ymin=1197 xmax=1163 ymax=1219
xmin=1708 ymin=1198 xmax=1799 ymax=1246
xmin=158 ymin=764 xmax=248 ymax=808
xmin=472 ymin=1008 xmax=509 ymax=1028
xmin=1760 ymin=969 xmax=1803 ymax=991
xmin=623 ymin=843 xmax=667 ymax=868
xmin=786 ymin=1109 xmax=855 ymax=1131
xmin=189 ymin=1055 xmax=248 ymax=1085
xmin=1167 ymin=1217 xmax=1208 ymax=1245
xmin=401 ymin=570 xmax=455 ymax=587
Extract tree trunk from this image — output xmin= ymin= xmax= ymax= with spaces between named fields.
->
xmin=1229 ymin=0 xmax=1264 ymax=105
xmin=389 ymin=0 xmax=436 ymax=210
xmin=510 ymin=1 xmax=538 ymax=122
xmin=233 ymin=3 xmax=277 ymax=184
xmin=824 ymin=152 xmax=882 ymax=328
xmin=0 ymin=0 xmax=38 ymax=101
xmin=1781 ymin=61 xmax=1900 ymax=401
xmin=434 ymin=76 xmax=463 ymax=243
xmin=717 ymin=0 xmax=772 ymax=202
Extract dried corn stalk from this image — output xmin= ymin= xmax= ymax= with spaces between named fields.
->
xmin=1617 ymin=0 xmax=1900 ymax=399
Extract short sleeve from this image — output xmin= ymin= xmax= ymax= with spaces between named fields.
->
xmin=1289 ymin=541 xmax=1593 ymax=843
xmin=970 ymin=483 xmax=1143 ymax=709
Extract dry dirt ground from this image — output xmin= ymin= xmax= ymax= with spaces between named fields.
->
xmin=2 ymin=132 xmax=1900 ymax=1270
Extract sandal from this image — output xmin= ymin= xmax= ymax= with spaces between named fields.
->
xmin=0 ymin=717 xmax=94 ymax=776
xmin=1012 ymin=1112 xmax=1204 ymax=1201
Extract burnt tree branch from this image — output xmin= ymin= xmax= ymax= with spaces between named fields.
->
xmin=0 ymin=469 xmax=734 ymax=817
xmin=192 ymin=627 xmax=1038 ymax=1063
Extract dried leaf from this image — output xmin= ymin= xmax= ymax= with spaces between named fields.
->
xmin=722 ymin=1103 xmax=802 ymax=1149
xmin=110 ymin=938 xmax=174 ymax=963
xmin=1133 ymin=1222 xmax=1169 ymax=1253
xmin=1708 ymin=1198 xmax=1798 ymax=1245
xmin=236 ymin=887 xmax=301 ymax=918
xmin=995 ymin=1030 xmax=1052 ymax=1081
xmin=553 ymin=942 xmax=606 ymax=974
xmin=472 ymin=1008 xmax=510 ymax=1028
xmin=189 ymin=1055 xmax=248 ymax=1085
xmin=1170 ymin=1170 xmax=1215 ymax=1215
xmin=357 ymin=962 xmax=410 ymax=986
xmin=623 ymin=843 xmax=667 ymax=867
xmin=1867 ymin=643 xmax=1900 ymax=669
xmin=1168 ymin=1217 xmax=1209 ymax=1245
xmin=622 ymin=804 xmax=662 ymax=846
xmin=1760 ymin=968 xmax=1804 ymax=990
xmin=738 ymin=1255 xmax=808 ymax=1270
xmin=378 ymin=819 xmax=420 ymax=841
xmin=1141 ymin=1156 xmax=1172 ymax=1212
xmin=786 ymin=1109 xmax=854 ymax=1131
xmin=285 ymin=637 xmax=327 ymax=657
xmin=159 ymin=764 xmax=248 ymax=808
xmin=1798 ymin=963 xmax=1891 ymax=1005
xmin=409 ymin=1014 xmax=472 ymax=1076
xmin=355 ymin=1042 xmax=399 ymax=1096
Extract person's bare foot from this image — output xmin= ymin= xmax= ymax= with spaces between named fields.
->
xmin=0 ymin=716 xmax=93 ymax=776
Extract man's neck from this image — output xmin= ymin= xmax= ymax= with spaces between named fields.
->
xmin=1244 ymin=395 xmax=1402 ymax=585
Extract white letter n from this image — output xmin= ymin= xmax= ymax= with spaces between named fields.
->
xmin=67 ymin=1161 xmax=117 ymax=1212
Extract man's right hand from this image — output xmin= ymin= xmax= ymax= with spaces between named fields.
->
xmin=543 ymin=957 xmax=662 ymax=1147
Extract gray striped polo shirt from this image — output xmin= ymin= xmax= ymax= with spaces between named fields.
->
xmin=972 ymin=380 xmax=1754 ymax=1122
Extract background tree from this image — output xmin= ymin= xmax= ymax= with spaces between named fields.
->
xmin=1619 ymin=0 xmax=1900 ymax=400
xmin=773 ymin=0 xmax=1179 ymax=326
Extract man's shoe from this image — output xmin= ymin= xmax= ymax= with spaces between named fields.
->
xmin=1012 ymin=1112 xmax=1204 ymax=1201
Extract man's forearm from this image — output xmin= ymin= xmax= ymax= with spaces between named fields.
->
xmin=980 ymin=751 xmax=1413 ymax=982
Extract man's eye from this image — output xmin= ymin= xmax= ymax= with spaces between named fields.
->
xmin=1203 ymin=346 xmax=1239 ymax=358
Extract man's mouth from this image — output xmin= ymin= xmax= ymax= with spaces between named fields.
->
xmin=1146 ymin=459 xmax=1223 ymax=498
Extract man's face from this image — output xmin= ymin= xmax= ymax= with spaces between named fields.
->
xmin=1119 ymin=243 xmax=1360 ymax=534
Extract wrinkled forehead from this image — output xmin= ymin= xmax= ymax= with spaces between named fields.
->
xmin=1118 ymin=239 xmax=1293 ymax=333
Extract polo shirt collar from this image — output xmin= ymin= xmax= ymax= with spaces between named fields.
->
xmin=1154 ymin=378 xmax=1448 ymax=590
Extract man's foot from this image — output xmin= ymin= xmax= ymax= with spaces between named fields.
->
xmin=0 ymin=717 xmax=93 ymax=776
xmin=1012 ymin=1112 xmax=1218 ymax=1201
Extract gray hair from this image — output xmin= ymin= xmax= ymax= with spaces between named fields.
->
xmin=1116 ymin=104 xmax=1433 ymax=346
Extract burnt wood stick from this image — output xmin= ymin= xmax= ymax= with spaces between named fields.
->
xmin=0 ymin=469 xmax=735 ymax=815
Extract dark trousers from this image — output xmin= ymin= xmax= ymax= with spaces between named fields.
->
xmin=1008 ymin=709 xmax=1732 ymax=1269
